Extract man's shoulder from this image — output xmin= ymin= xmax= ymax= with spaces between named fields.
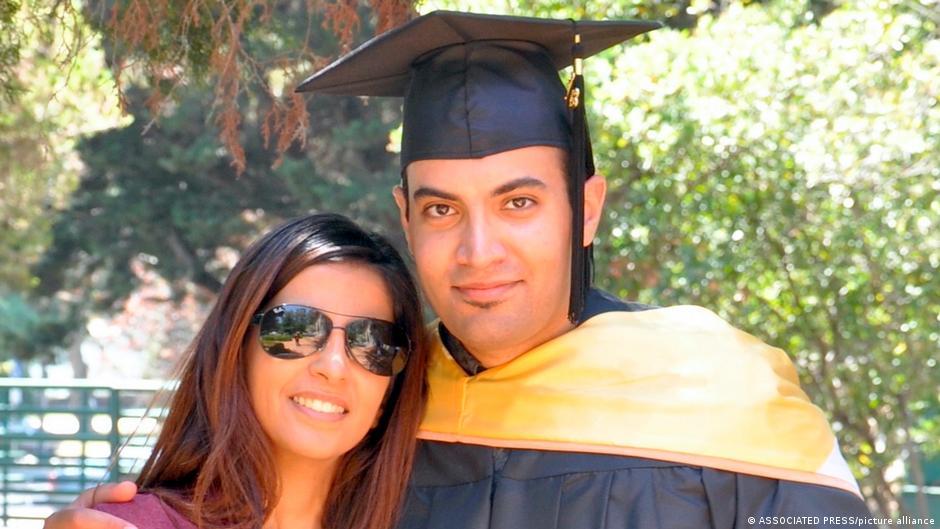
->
xmin=579 ymin=288 xmax=657 ymax=322
xmin=580 ymin=289 xmax=765 ymax=346
xmin=95 ymin=492 xmax=195 ymax=529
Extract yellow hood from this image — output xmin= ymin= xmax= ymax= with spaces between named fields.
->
xmin=419 ymin=306 xmax=860 ymax=496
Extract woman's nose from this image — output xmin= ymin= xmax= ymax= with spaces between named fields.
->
xmin=308 ymin=328 xmax=349 ymax=380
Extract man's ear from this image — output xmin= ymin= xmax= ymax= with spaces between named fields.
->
xmin=392 ymin=185 xmax=412 ymax=251
xmin=582 ymin=173 xmax=607 ymax=246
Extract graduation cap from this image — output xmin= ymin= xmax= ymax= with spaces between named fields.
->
xmin=297 ymin=11 xmax=661 ymax=323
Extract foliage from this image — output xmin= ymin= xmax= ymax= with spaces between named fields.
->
xmin=0 ymin=0 xmax=126 ymax=362
xmin=582 ymin=0 xmax=938 ymax=515
xmin=0 ymin=0 xmax=25 ymax=104
xmin=100 ymin=0 xmax=414 ymax=172
xmin=0 ymin=0 xmax=124 ymax=292
xmin=5 ymin=0 xmax=403 ymax=365
xmin=0 ymin=290 xmax=81 ymax=363
xmin=0 ymin=292 xmax=40 ymax=359
xmin=419 ymin=0 xmax=793 ymax=29
xmin=34 ymin=65 xmax=404 ymax=327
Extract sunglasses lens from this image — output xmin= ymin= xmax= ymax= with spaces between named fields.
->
xmin=259 ymin=305 xmax=331 ymax=359
xmin=255 ymin=304 xmax=408 ymax=375
xmin=346 ymin=319 xmax=408 ymax=376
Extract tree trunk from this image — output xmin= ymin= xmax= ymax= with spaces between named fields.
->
xmin=899 ymin=393 xmax=931 ymax=519
xmin=67 ymin=334 xmax=88 ymax=378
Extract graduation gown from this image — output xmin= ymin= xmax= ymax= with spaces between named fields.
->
xmin=397 ymin=290 xmax=875 ymax=529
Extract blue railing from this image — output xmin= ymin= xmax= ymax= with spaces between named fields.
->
xmin=0 ymin=379 xmax=168 ymax=528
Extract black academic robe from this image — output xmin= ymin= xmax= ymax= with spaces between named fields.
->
xmin=399 ymin=442 xmax=874 ymax=529
xmin=396 ymin=290 xmax=876 ymax=529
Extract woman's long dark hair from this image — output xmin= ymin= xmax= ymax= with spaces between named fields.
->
xmin=135 ymin=213 xmax=428 ymax=529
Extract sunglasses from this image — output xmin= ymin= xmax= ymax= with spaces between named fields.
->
xmin=251 ymin=304 xmax=409 ymax=376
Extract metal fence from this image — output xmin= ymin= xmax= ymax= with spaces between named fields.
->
xmin=0 ymin=379 xmax=168 ymax=528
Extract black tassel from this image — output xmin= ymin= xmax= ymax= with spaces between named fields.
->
xmin=566 ymin=28 xmax=591 ymax=324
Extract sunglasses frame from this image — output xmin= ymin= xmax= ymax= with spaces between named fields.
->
xmin=251 ymin=303 xmax=409 ymax=376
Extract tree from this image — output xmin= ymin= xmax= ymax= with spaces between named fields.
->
xmin=0 ymin=0 xmax=125 ymax=364
xmin=0 ymin=0 xmax=124 ymax=291
xmin=99 ymin=0 xmax=414 ymax=171
xmin=30 ymin=5 xmax=406 ymax=373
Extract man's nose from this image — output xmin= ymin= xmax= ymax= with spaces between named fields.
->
xmin=308 ymin=329 xmax=349 ymax=380
xmin=455 ymin=212 xmax=507 ymax=268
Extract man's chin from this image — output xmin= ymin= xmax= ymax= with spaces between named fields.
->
xmin=444 ymin=309 xmax=527 ymax=348
xmin=452 ymin=281 xmax=522 ymax=308
xmin=461 ymin=299 xmax=502 ymax=310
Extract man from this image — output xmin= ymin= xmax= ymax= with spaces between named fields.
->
xmin=47 ymin=11 xmax=875 ymax=529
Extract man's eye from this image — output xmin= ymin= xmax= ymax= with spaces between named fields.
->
xmin=506 ymin=197 xmax=535 ymax=210
xmin=425 ymin=204 xmax=455 ymax=218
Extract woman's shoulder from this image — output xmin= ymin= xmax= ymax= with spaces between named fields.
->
xmin=95 ymin=492 xmax=196 ymax=529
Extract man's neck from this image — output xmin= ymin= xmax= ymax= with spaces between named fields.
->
xmin=440 ymin=289 xmax=655 ymax=375
xmin=471 ymin=321 xmax=575 ymax=368
xmin=441 ymin=318 xmax=576 ymax=373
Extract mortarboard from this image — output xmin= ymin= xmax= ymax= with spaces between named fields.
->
xmin=297 ymin=11 xmax=661 ymax=322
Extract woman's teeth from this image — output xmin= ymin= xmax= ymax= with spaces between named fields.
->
xmin=292 ymin=396 xmax=346 ymax=414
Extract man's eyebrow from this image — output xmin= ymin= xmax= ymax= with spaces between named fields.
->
xmin=412 ymin=186 xmax=460 ymax=202
xmin=491 ymin=176 xmax=547 ymax=197
xmin=411 ymin=177 xmax=547 ymax=201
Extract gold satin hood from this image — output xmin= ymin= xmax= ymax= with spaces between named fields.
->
xmin=418 ymin=305 xmax=861 ymax=496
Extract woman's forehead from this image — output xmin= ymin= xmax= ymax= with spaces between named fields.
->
xmin=269 ymin=263 xmax=394 ymax=322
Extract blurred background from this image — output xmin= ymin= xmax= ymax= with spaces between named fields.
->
xmin=0 ymin=0 xmax=937 ymax=526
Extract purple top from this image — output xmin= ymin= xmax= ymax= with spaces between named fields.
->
xmin=95 ymin=493 xmax=196 ymax=529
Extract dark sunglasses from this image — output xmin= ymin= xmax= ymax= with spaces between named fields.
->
xmin=251 ymin=304 xmax=408 ymax=376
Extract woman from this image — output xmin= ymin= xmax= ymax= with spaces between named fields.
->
xmin=96 ymin=213 xmax=428 ymax=529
